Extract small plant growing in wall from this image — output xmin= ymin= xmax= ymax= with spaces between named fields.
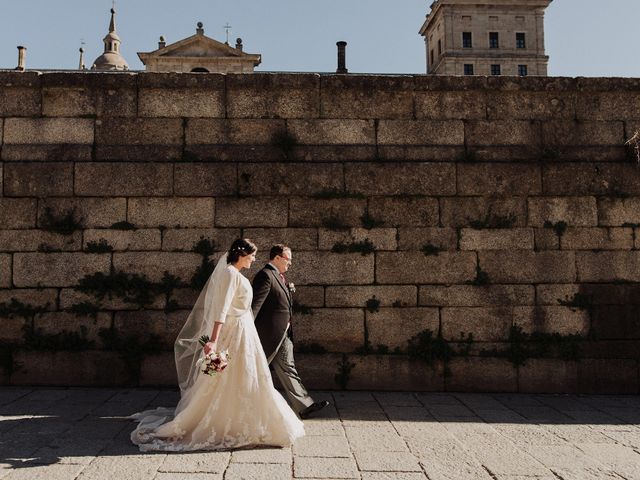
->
xmin=41 ymin=207 xmax=83 ymax=235
xmin=191 ymin=238 xmax=217 ymax=291
xmin=321 ymin=215 xmax=349 ymax=231
xmin=331 ymin=239 xmax=376 ymax=256
xmin=544 ymin=220 xmax=568 ymax=239
xmin=365 ymin=296 xmax=380 ymax=313
xmin=85 ymin=239 xmax=114 ymax=253
xmin=407 ymin=329 xmax=454 ymax=376
xmin=334 ymin=354 xmax=355 ymax=390
xmin=467 ymin=265 xmax=490 ymax=286
xmin=360 ymin=211 xmax=384 ymax=230
xmin=626 ymin=130 xmax=640 ymax=165
xmin=421 ymin=243 xmax=442 ymax=256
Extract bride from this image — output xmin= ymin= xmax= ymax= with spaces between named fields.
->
xmin=130 ymin=239 xmax=305 ymax=451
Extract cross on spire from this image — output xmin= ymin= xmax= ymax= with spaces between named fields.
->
xmin=224 ymin=22 xmax=232 ymax=45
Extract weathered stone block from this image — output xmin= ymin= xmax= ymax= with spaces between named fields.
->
xmin=139 ymin=88 xmax=224 ymax=118
xmin=42 ymin=87 xmax=95 ymax=117
xmin=466 ymin=120 xmax=541 ymax=147
xmin=75 ymin=163 xmax=173 ymax=196
xmin=186 ymin=118 xmax=285 ymax=146
xmin=420 ymin=285 xmax=534 ymax=307
xmin=446 ymin=357 xmax=517 ymax=393
xmin=542 ymin=164 xmax=640 ymax=195
xmin=227 ymin=73 xmax=320 ymax=119
xmin=38 ymin=198 xmax=127 ymax=228
xmin=0 ymin=316 xmax=26 ymax=343
xmin=577 ymin=359 xmax=638 ymax=394
xmin=59 ymin=287 xmax=164 ymax=311
xmin=527 ymin=196 xmax=597 ymax=227
xmin=598 ymin=198 xmax=640 ymax=226
xmin=112 ymin=252 xmax=202 ymax=283
xmin=140 ymin=353 xmax=177 ymax=386
xmin=326 ymin=285 xmax=417 ymax=308
xmin=349 ymin=355 xmax=445 ymax=391
xmin=0 ymin=254 xmax=11 ymax=287
xmin=288 ymin=119 xmax=375 ymax=145
xmin=162 ymin=228 xmax=240 ymax=252
xmin=415 ymin=90 xmax=486 ymax=120
xmin=114 ymin=309 xmax=187 ymax=347
xmin=591 ymin=306 xmax=640 ymax=340
xmin=397 ymin=227 xmax=457 ymax=251
xmin=542 ymin=120 xmax=624 ymax=147
xmin=0 ymin=230 xmax=81 ymax=252
xmin=173 ymin=163 xmax=238 ymax=196
xmin=238 ymin=163 xmax=343 ymax=196
xmin=519 ymin=359 xmax=578 ymax=394
xmin=242 ymin=228 xmax=317 ymax=251
xmin=458 ymin=164 xmax=541 ymax=195
xmin=345 ymin=163 xmax=456 ymax=196
xmin=441 ymin=307 xmax=513 ymax=342
xmin=513 ymin=306 xmax=590 ymax=336
xmin=215 ymin=198 xmax=288 ymax=227
xmin=11 ymin=351 xmax=129 ymax=387
xmin=34 ymin=312 xmax=112 ymax=344
xmin=295 ymin=353 xmax=343 ymax=390
xmin=367 ymin=308 xmax=439 ymax=350
xmin=294 ymin=308 xmax=364 ymax=352
xmin=576 ymin=251 xmax=640 ymax=282
xmin=292 ymin=286 xmax=324 ymax=308
xmin=321 ymin=75 xmax=414 ymax=119
xmin=83 ymin=229 xmax=161 ymax=252
xmin=0 ymin=73 xmax=41 ymax=116
xmin=0 ymin=288 xmax=57 ymax=310
xmin=441 ymin=197 xmax=526 ymax=228
xmin=128 ymin=198 xmax=215 ymax=228
xmin=368 ymin=198 xmax=440 ymax=227
xmin=3 ymin=118 xmax=94 ymax=144
xmin=95 ymin=117 xmax=183 ymax=145
xmin=538 ymin=283 xmax=640 ymax=306
xmin=4 ymin=162 xmax=73 ymax=197
xmin=291 ymin=252 xmax=375 ymax=285
xmin=13 ymin=253 xmax=111 ymax=287
xmin=480 ymin=251 xmax=576 ymax=283
xmin=377 ymin=120 xmax=464 ymax=146
xmin=376 ymin=252 xmax=477 ymax=284
xmin=0 ymin=199 xmax=37 ymax=228
xmin=288 ymin=198 xmax=366 ymax=228
xmin=318 ymin=228 xmax=397 ymax=251
xmin=561 ymin=227 xmax=633 ymax=250
xmin=486 ymin=91 xmax=576 ymax=120
xmin=1 ymin=144 xmax=93 ymax=162
xmin=534 ymin=228 xmax=559 ymax=250
xmin=576 ymin=90 xmax=640 ymax=121
xmin=460 ymin=228 xmax=534 ymax=250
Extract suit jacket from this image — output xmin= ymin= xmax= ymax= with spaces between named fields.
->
xmin=251 ymin=264 xmax=293 ymax=361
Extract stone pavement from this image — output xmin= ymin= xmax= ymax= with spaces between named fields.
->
xmin=1 ymin=388 xmax=640 ymax=480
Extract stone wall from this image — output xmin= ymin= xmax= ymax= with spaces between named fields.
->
xmin=1 ymin=71 xmax=640 ymax=393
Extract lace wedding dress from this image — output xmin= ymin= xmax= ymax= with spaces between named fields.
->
xmin=130 ymin=255 xmax=305 ymax=452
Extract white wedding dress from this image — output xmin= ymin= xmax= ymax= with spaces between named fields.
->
xmin=130 ymin=258 xmax=305 ymax=452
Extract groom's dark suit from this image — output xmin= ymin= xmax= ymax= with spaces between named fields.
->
xmin=252 ymin=263 xmax=313 ymax=415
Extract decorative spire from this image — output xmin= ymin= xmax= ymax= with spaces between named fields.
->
xmin=91 ymin=6 xmax=129 ymax=71
xmin=109 ymin=7 xmax=116 ymax=33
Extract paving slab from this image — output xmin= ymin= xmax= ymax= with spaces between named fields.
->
xmin=0 ymin=388 xmax=639 ymax=479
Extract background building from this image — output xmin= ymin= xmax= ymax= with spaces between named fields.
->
xmin=137 ymin=22 xmax=261 ymax=73
xmin=419 ymin=0 xmax=552 ymax=76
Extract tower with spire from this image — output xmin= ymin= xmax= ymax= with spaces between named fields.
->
xmin=91 ymin=7 xmax=129 ymax=71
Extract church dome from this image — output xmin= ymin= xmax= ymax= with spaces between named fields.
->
xmin=91 ymin=8 xmax=129 ymax=71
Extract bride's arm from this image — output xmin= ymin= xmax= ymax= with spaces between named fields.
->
xmin=205 ymin=322 xmax=223 ymax=354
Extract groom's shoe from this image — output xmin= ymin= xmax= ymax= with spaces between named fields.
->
xmin=299 ymin=400 xmax=330 ymax=419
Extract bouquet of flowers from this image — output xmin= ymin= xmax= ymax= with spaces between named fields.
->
xmin=197 ymin=335 xmax=230 ymax=376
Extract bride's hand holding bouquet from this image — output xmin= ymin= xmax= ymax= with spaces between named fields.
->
xmin=198 ymin=335 xmax=230 ymax=376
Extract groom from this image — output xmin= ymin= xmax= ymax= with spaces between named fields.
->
xmin=252 ymin=244 xmax=329 ymax=419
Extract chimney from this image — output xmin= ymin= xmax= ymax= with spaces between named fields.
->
xmin=79 ymin=47 xmax=86 ymax=70
xmin=235 ymin=38 xmax=243 ymax=51
xmin=16 ymin=46 xmax=26 ymax=71
xmin=336 ymin=41 xmax=348 ymax=74
xmin=158 ymin=35 xmax=166 ymax=49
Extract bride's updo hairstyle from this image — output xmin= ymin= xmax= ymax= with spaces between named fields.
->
xmin=227 ymin=238 xmax=257 ymax=264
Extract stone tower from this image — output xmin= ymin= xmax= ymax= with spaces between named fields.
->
xmin=419 ymin=0 xmax=552 ymax=76
xmin=91 ymin=7 xmax=129 ymax=71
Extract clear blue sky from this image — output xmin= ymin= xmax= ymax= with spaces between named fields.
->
xmin=0 ymin=0 xmax=638 ymax=77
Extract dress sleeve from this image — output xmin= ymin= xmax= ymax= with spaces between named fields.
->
xmin=210 ymin=268 xmax=240 ymax=324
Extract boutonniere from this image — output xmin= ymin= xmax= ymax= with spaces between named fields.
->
xmin=288 ymin=282 xmax=296 ymax=293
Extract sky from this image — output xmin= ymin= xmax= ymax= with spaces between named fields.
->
xmin=0 ymin=0 xmax=638 ymax=77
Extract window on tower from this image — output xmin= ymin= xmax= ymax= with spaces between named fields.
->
xmin=518 ymin=65 xmax=528 ymax=76
xmin=463 ymin=32 xmax=472 ymax=48
xmin=491 ymin=64 xmax=501 ymax=76
xmin=464 ymin=64 xmax=474 ymax=75
xmin=516 ymin=32 xmax=526 ymax=49
xmin=489 ymin=32 xmax=499 ymax=49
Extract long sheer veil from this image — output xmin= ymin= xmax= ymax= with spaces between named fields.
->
xmin=174 ymin=252 xmax=229 ymax=395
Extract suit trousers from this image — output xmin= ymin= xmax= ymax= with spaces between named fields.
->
xmin=268 ymin=334 xmax=314 ymax=414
